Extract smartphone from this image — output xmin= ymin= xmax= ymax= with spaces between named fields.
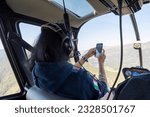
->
xmin=95 ymin=43 xmax=103 ymax=57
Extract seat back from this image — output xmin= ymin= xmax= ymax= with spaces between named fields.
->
xmin=26 ymin=85 xmax=69 ymax=100
xmin=114 ymin=73 xmax=150 ymax=100
xmin=7 ymin=32 xmax=70 ymax=100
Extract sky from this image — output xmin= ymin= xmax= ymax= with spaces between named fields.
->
xmin=78 ymin=3 xmax=150 ymax=50
xmin=0 ymin=2 xmax=150 ymax=50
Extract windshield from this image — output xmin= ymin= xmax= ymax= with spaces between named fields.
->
xmin=53 ymin=0 xmax=95 ymax=17
xmin=78 ymin=3 xmax=150 ymax=87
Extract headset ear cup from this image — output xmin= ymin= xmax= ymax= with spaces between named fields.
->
xmin=63 ymin=38 xmax=73 ymax=55
xmin=43 ymin=23 xmax=73 ymax=56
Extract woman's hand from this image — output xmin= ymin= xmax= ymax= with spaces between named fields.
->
xmin=98 ymin=49 xmax=106 ymax=64
xmin=98 ymin=49 xmax=107 ymax=84
xmin=74 ymin=48 xmax=95 ymax=68
xmin=85 ymin=48 xmax=96 ymax=59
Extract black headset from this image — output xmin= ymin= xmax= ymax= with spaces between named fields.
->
xmin=41 ymin=23 xmax=73 ymax=56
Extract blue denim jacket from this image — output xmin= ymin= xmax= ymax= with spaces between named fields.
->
xmin=32 ymin=61 xmax=108 ymax=99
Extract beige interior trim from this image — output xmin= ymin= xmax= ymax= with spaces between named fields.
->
xmin=6 ymin=0 xmax=148 ymax=27
xmin=6 ymin=0 xmax=109 ymax=27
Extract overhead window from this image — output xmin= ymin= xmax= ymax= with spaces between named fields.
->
xmin=52 ymin=0 xmax=95 ymax=17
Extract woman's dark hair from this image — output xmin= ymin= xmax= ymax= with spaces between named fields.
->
xmin=29 ymin=23 xmax=69 ymax=70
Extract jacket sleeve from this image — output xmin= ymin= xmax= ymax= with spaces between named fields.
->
xmin=56 ymin=67 xmax=108 ymax=100
xmin=97 ymin=80 xmax=108 ymax=98
xmin=77 ymin=69 xmax=108 ymax=99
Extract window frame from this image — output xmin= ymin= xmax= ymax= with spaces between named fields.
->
xmin=0 ymin=19 xmax=25 ymax=99
xmin=16 ymin=21 xmax=42 ymax=59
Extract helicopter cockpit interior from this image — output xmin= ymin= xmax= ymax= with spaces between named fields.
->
xmin=0 ymin=0 xmax=150 ymax=100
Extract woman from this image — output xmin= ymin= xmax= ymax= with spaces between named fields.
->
xmin=30 ymin=23 xmax=108 ymax=99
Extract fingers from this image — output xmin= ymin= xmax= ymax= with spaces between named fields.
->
xmin=87 ymin=48 xmax=105 ymax=58
xmin=92 ymin=48 xmax=96 ymax=54
xmin=88 ymin=48 xmax=96 ymax=55
xmin=98 ymin=49 xmax=106 ymax=59
xmin=90 ymin=48 xmax=96 ymax=52
xmin=102 ymin=49 xmax=105 ymax=54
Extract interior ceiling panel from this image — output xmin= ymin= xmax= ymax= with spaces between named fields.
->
xmin=88 ymin=0 xmax=110 ymax=14
xmin=6 ymin=0 xmax=66 ymax=22
xmin=6 ymin=0 xmax=110 ymax=27
xmin=5 ymin=0 xmax=149 ymax=27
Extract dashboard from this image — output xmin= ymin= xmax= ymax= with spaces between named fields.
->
xmin=122 ymin=67 xmax=150 ymax=79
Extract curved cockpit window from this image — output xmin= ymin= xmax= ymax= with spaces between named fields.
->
xmin=78 ymin=9 xmax=149 ymax=87
xmin=0 ymin=39 xmax=20 ymax=97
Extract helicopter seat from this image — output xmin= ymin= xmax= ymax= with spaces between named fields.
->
xmin=114 ymin=73 xmax=150 ymax=100
xmin=26 ymin=85 xmax=69 ymax=100
xmin=7 ymin=32 xmax=70 ymax=100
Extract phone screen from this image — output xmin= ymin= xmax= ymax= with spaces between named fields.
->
xmin=96 ymin=43 xmax=103 ymax=53
xmin=96 ymin=43 xmax=103 ymax=57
